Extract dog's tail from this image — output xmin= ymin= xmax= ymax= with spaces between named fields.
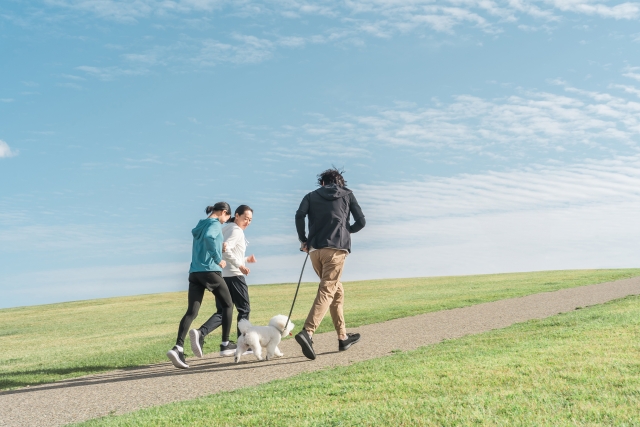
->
xmin=238 ymin=318 xmax=252 ymax=335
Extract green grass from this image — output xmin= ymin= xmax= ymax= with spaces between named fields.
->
xmin=76 ymin=294 xmax=640 ymax=427
xmin=1 ymin=269 xmax=639 ymax=390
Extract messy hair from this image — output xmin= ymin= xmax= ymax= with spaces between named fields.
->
xmin=317 ymin=167 xmax=347 ymax=187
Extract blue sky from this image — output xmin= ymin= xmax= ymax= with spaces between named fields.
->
xmin=2 ymin=0 xmax=640 ymax=308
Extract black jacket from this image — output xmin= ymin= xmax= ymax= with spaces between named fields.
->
xmin=295 ymin=184 xmax=366 ymax=253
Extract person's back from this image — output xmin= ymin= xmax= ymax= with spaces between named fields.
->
xmin=190 ymin=217 xmax=224 ymax=273
xmin=296 ymin=183 xmax=365 ymax=253
xmin=294 ymin=168 xmax=366 ymax=360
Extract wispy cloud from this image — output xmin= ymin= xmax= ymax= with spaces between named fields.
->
xmin=0 ymin=140 xmax=18 ymax=158
xmin=274 ymin=72 xmax=640 ymax=161
xmin=240 ymin=153 xmax=640 ymax=284
xmin=43 ymin=0 xmax=640 ymax=27
xmin=76 ymin=64 xmax=149 ymax=80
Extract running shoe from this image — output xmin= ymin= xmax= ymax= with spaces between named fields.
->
xmin=338 ymin=333 xmax=361 ymax=351
xmin=189 ymin=328 xmax=205 ymax=358
xmin=220 ymin=341 xmax=237 ymax=357
xmin=166 ymin=346 xmax=189 ymax=369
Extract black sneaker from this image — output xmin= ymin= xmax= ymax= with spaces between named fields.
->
xmin=295 ymin=329 xmax=316 ymax=360
xmin=189 ymin=329 xmax=205 ymax=358
xmin=220 ymin=341 xmax=237 ymax=357
xmin=338 ymin=333 xmax=361 ymax=351
xmin=166 ymin=346 xmax=189 ymax=369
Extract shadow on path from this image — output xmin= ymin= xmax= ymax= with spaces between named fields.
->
xmin=0 ymin=356 xmax=311 ymax=396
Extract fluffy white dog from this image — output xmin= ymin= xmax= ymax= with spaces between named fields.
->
xmin=234 ymin=314 xmax=295 ymax=363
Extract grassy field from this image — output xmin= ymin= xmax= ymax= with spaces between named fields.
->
xmin=76 ymin=294 xmax=640 ymax=427
xmin=1 ymin=268 xmax=639 ymax=390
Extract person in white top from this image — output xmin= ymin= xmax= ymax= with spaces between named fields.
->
xmin=215 ymin=205 xmax=256 ymax=343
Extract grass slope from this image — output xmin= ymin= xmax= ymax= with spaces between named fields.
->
xmin=1 ymin=269 xmax=639 ymax=390
xmin=77 ymin=294 xmax=640 ymax=427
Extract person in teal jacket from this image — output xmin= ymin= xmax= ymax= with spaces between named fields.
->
xmin=167 ymin=202 xmax=236 ymax=369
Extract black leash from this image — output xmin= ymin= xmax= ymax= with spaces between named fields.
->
xmin=283 ymin=252 xmax=309 ymax=333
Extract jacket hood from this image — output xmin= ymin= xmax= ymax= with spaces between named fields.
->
xmin=192 ymin=218 xmax=217 ymax=239
xmin=314 ymin=184 xmax=352 ymax=200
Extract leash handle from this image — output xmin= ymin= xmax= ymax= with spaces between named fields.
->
xmin=284 ymin=253 xmax=309 ymax=333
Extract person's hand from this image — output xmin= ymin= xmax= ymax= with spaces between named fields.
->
xmin=239 ymin=265 xmax=250 ymax=275
xmin=300 ymin=242 xmax=308 ymax=253
xmin=247 ymin=254 xmax=257 ymax=263
xmin=219 ymin=260 xmax=227 ymax=269
xmin=222 ymin=242 xmax=228 ymax=252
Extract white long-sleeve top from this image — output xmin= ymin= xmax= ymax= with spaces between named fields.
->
xmin=222 ymin=222 xmax=249 ymax=277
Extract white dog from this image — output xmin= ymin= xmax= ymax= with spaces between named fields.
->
xmin=234 ymin=314 xmax=295 ymax=363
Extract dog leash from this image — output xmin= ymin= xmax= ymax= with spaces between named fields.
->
xmin=283 ymin=252 xmax=309 ymax=333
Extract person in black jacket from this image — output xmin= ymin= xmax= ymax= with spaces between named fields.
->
xmin=294 ymin=168 xmax=366 ymax=360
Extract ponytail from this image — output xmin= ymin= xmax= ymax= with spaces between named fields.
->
xmin=205 ymin=201 xmax=231 ymax=216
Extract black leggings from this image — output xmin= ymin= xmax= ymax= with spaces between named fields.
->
xmin=175 ymin=271 xmax=233 ymax=346
xmin=218 ymin=276 xmax=251 ymax=339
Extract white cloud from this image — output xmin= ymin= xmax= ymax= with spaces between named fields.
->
xmin=76 ymin=64 xmax=149 ymax=80
xmin=275 ymin=75 xmax=640 ymax=160
xmin=0 ymin=98 xmax=14 ymax=103
xmin=1 ymin=262 xmax=188 ymax=308
xmin=0 ymin=140 xmax=18 ymax=158
xmin=43 ymin=0 xmax=640 ymax=35
xmin=548 ymin=0 xmax=640 ymax=19
xmin=238 ymin=153 xmax=640 ymax=286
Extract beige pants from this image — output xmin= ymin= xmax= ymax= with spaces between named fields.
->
xmin=304 ymin=248 xmax=348 ymax=337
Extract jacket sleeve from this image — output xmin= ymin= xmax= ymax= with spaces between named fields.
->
xmin=205 ymin=227 xmax=223 ymax=265
xmin=348 ymin=193 xmax=366 ymax=233
xmin=295 ymin=194 xmax=310 ymax=243
xmin=223 ymin=228 xmax=244 ymax=269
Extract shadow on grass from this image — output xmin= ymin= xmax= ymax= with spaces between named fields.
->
xmin=0 ymin=365 xmax=126 ymax=390
xmin=0 ymin=355 xmax=312 ymax=396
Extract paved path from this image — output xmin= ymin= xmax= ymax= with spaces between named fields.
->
xmin=2 ymin=277 xmax=640 ymax=427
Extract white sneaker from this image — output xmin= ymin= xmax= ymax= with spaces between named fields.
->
xmin=242 ymin=349 xmax=253 ymax=356
xmin=189 ymin=329 xmax=204 ymax=358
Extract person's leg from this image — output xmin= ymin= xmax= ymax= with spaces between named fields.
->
xmin=197 ymin=273 xmax=233 ymax=341
xmin=175 ymin=277 xmax=206 ymax=347
xmin=303 ymin=248 xmax=347 ymax=335
xmin=329 ymin=280 xmax=346 ymax=338
xmin=227 ymin=276 xmax=251 ymax=339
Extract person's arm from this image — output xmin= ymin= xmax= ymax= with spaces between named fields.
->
xmin=295 ymin=194 xmax=310 ymax=244
xmin=223 ymin=228 xmax=244 ymax=269
xmin=205 ymin=226 xmax=224 ymax=266
xmin=348 ymin=192 xmax=366 ymax=233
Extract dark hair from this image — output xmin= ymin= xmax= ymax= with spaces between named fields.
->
xmin=227 ymin=205 xmax=253 ymax=223
xmin=205 ymin=201 xmax=231 ymax=216
xmin=317 ymin=167 xmax=347 ymax=187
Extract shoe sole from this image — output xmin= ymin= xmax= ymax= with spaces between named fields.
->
xmin=339 ymin=335 xmax=361 ymax=352
xmin=295 ymin=334 xmax=316 ymax=360
xmin=242 ymin=350 xmax=253 ymax=355
xmin=166 ymin=350 xmax=189 ymax=369
xmin=220 ymin=349 xmax=236 ymax=357
xmin=189 ymin=329 xmax=203 ymax=358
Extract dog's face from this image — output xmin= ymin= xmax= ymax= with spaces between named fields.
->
xmin=283 ymin=321 xmax=295 ymax=337
xmin=270 ymin=315 xmax=295 ymax=337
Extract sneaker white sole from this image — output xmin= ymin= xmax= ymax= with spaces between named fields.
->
xmin=166 ymin=350 xmax=189 ymax=369
xmin=189 ymin=329 xmax=203 ymax=358
xmin=220 ymin=349 xmax=235 ymax=357
xmin=242 ymin=350 xmax=253 ymax=355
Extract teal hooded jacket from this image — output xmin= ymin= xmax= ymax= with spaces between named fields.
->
xmin=189 ymin=218 xmax=224 ymax=273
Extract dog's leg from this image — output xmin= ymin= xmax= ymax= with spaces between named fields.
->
xmin=246 ymin=336 xmax=263 ymax=360
xmin=235 ymin=337 xmax=248 ymax=363
xmin=274 ymin=346 xmax=283 ymax=357
xmin=265 ymin=341 xmax=279 ymax=361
